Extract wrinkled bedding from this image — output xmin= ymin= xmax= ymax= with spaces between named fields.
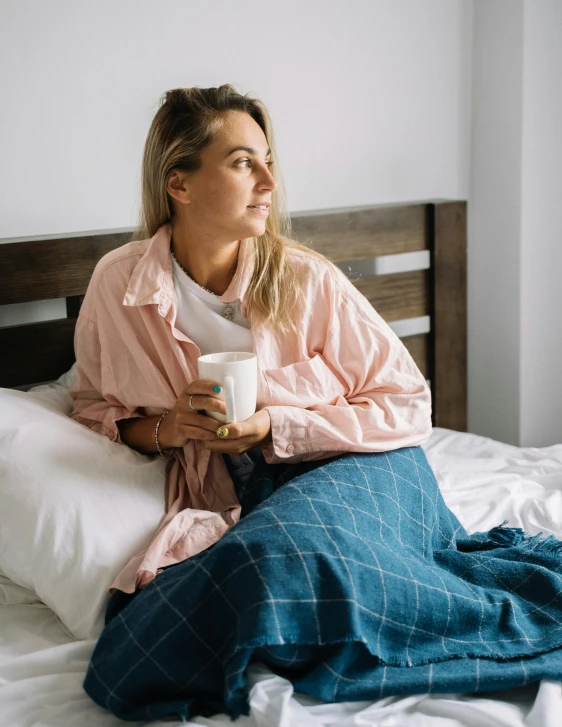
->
xmin=2 ymin=426 xmax=562 ymax=727
xmin=85 ymin=445 xmax=562 ymax=722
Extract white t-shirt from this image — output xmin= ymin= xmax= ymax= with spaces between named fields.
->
xmin=171 ymin=256 xmax=261 ymax=478
xmin=171 ymin=255 xmax=254 ymax=356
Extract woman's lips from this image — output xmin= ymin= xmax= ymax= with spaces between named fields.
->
xmin=248 ymin=205 xmax=269 ymax=216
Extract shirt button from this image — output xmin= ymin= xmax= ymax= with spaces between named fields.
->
xmin=287 ymin=444 xmax=295 ymax=454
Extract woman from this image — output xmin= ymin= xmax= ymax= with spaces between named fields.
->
xmin=70 ymin=84 xmax=432 ymax=596
xmin=77 ymin=86 xmax=562 ymax=723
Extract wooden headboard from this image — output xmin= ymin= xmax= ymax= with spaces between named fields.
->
xmin=0 ymin=200 xmax=467 ymax=431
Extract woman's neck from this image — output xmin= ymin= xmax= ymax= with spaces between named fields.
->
xmin=170 ymin=223 xmax=240 ymax=296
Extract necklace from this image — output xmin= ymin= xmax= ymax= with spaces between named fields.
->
xmin=170 ymin=248 xmax=235 ymax=321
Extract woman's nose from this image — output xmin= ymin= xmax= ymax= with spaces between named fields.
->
xmin=259 ymin=166 xmax=277 ymax=191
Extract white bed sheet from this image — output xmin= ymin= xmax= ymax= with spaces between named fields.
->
xmin=2 ymin=425 xmax=562 ymax=727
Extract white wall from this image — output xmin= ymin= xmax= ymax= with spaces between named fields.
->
xmin=469 ymin=0 xmax=524 ymax=445
xmin=0 ymin=0 xmax=472 ymax=325
xmin=520 ymin=1 xmax=562 ymax=447
xmin=0 ymin=0 xmax=471 ymax=235
xmin=470 ymin=0 xmax=562 ymax=447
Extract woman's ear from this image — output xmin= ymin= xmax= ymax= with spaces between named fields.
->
xmin=167 ymin=170 xmax=191 ymax=206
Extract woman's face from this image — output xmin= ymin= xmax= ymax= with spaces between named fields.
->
xmin=168 ymin=110 xmax=278 ymax=241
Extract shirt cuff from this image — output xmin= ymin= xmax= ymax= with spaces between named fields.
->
xmin=72 ymin=407 xmax=144 ymax=445
xmin=260 ymin=405 xmax=308 ymax=463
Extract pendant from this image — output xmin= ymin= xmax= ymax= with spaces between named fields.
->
xmin=223 ymin=305 xmax=234 ymax=321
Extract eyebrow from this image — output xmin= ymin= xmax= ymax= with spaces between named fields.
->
xmin=226 ymin=146 xmax=272 ymax=158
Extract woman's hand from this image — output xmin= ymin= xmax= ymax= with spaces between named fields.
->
xmin=203 ymin=408 xmax=272 ymax=454
xmin=158 ymin=380 xmax=272 ymax=454
xmin=157 ymin=379 xmax=231 ymax=449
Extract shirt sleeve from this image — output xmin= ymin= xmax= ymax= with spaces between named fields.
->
xmin=261 ymin=269 xmax=433 ymax=464
xmin=69 ymin=315 xmax=144 ymax=444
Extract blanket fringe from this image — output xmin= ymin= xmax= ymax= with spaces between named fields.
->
xmin=486 ymin=521 xmax=562 ymax=554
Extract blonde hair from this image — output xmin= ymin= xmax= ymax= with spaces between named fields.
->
xmin=132 ymin=84 xmax=337 ymax=335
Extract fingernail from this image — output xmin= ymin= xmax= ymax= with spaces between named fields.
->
xmin=212 ymin=385 xmax=222 ymax=393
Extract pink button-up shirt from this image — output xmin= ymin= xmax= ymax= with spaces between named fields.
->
xmin=69 ymin=222 xmax=432 ymax=593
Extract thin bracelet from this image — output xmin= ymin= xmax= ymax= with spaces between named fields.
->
xmin=155 ymin=411 xmax=174 ymax=459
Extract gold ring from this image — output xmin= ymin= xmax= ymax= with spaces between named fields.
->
xmin=217 ymin=427 xmax=229 ymax=438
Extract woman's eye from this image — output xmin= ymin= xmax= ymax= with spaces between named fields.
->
xmin=236 ymin=159 xmax=274 ymax=168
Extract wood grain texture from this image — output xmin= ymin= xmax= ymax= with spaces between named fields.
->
xmin=353 ymin=270 xmax=429 ymax=322
xmin=0 ymin=232 xmax=131 ymax=305
xmin=430 ymin=201 xmax=467 ymax=431
xmin=291 ymin=204 xmax=429 ymax=261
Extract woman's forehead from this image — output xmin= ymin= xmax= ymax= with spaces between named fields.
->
xmin=210 ymin=112 xmax=268 ymax=157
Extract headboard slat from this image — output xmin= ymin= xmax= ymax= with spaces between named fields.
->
xmin=0 ymin=232 xmax=130 ymax=305
xmin=292 ymin=204 xmax=428 ymax=261
xmin=352 ymin=270 xmax=429 ymax=322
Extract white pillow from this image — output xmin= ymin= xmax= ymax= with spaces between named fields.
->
xmin=0 ymin=369 xmax=166 ymax=640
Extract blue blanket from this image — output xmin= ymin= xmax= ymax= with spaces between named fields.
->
xmin=84 ymin=446 xmax=562 ymax=721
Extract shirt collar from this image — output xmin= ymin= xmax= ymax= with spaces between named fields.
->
xmin=122 ymin=222 xmax=255 ymax=313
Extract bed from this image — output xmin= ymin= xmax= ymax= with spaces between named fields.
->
xmin=1 ymin=199 xmax=562 ymax=727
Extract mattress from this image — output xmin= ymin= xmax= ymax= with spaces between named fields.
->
xmin=1 ymin=425 xmax=562 ymax=727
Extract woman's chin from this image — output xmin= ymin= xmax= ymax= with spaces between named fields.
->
xmin=240 ymin=221 xmax=267 ymax=238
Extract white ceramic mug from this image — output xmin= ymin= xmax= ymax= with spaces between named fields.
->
xmin=197 ymin=352 xmax=258 ymax=424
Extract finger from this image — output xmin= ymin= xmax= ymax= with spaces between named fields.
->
xmin=214 ymin=422 xmax=244 ymax=439
xmin=176 ymin=410 xmax=227 ymax=433
xmin=184 ymin=379 xmax=224 ymax=397
xmin=178 ymin=424 xmax=219 ymax=441
xmin=205 ymin=429 xmax=254 ymax=445
xmin=183 ymin=393 xmax=227 ymax=417
xmin=183 ymin=380 xmax=227 ymax=416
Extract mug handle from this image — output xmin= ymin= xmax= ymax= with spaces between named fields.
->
xmin=223 ymin=375 xmax=237 ymax=423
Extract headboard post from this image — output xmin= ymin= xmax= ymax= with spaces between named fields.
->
xmin=429 ymin=201 xmax=467 ymax=431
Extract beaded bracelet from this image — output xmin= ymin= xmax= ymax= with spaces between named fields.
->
xmin=155 ymin=411 xmax=175 ymax=459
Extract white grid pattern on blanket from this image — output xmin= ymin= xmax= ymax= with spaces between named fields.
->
xmin=88 ymin=448 xmax=562 ymax=715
